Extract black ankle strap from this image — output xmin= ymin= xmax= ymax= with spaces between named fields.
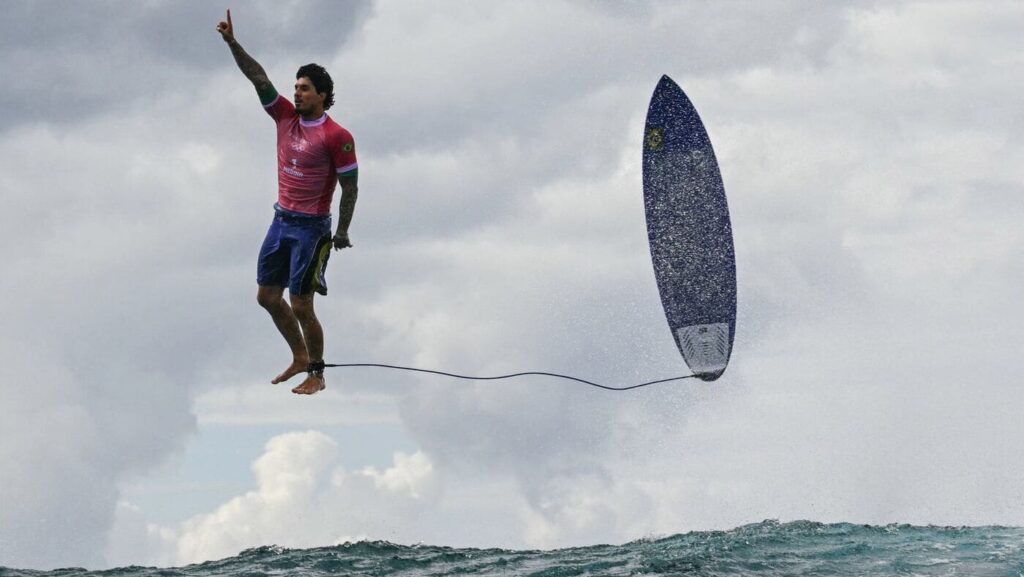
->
xmin=307 ymin=361 xmax=326 ymax=376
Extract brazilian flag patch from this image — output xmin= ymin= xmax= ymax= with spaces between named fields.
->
xmin=645 ymin=127 xmax=665 ymax=151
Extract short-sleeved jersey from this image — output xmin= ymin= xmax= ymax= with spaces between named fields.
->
xmin=264 ymin=95 xmax=358 ymax=215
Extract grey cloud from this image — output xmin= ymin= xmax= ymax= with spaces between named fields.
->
xmin=0 ymin=84 xmax=270 ymax=569
xmin=0 ymin=340 xmax=196 ymax=568
xmin=0 ymin=0 xmax=370 ymax=132
xmin=346 ymin=2 xmax=850 ymax=157
xmin=337 ymin=1 xmax=854 ymax=248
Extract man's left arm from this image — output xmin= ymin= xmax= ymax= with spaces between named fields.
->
xmin=333 ymin=173 xmax=358 ymax=250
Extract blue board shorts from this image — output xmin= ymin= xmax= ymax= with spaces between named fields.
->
xmin=257 ymin=204 xmax=333 ymax=295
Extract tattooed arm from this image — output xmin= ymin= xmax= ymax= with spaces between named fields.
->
xmin=333 ymin=173 xmax=358 ymax=250
xmin=216 ymin=9 xmax=277 ymax=104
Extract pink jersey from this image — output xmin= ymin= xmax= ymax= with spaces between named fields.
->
xmin=264 ymin=95 xmax=358 ymax=215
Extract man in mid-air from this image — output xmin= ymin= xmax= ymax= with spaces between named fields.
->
xmin=217 ymin=10 xmax=359 ymax=395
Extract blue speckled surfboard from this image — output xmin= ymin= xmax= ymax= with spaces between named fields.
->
xmin=643 ymin=75 xmax=737 ymax=381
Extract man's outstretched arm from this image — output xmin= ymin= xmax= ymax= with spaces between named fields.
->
xmin=216 ymin=9 xmax=277 ymax=104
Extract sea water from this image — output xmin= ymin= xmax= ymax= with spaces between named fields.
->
xmin=3 ymin=521 xmax=1024 ymax=576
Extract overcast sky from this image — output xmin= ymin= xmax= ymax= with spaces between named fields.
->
xmin=1 ymin=0 xmax=1022 ymax=570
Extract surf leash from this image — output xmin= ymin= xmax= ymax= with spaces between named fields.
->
xmin=318 ymin=362 xmax=698 ymax=391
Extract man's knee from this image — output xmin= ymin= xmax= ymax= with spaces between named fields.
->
xmin=290 ymin=294 xmax=316 ymax=322
xmin=257 ymin=286 xmax=285 ymax=310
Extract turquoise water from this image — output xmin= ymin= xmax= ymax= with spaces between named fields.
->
xmin=3 ymin=521 xmax=1024 ymax=576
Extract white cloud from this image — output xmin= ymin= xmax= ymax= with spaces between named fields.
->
xmin=359 ymin=450 xmax=434 ymax=499
xmin=169 ymin=431 xmax=438 ymax=565
xmin=174 ymin=431 xmax=340 ymax=563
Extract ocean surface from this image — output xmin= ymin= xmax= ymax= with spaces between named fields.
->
xmin=3 ymin=521 xmax=1024 ymax=577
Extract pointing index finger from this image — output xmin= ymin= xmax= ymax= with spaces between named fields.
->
xmin=227 ymin=9 xmax=232 ymax=27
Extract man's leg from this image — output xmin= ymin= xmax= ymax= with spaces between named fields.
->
xmin=289 ymin=292 xmax=326 ymax=394
xmin=257 ymin=284 xmax=310 ymax=384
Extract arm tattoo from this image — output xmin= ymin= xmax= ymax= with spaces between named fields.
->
xmin=337 ymin=177 xmax=359 ymax=233
xmin=228 ymin=39 xmax=273 ymax=94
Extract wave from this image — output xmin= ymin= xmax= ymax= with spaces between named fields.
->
xmin=3 ymin=520 xmax=1023 ymax=577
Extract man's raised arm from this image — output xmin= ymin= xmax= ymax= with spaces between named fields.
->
xmin=216 ymin=9 xmax=277 ymax=104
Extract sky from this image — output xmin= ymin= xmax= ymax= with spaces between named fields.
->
xmin=1 ymin=0 xmax=1022 ymax=570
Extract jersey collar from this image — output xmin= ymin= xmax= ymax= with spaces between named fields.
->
xmin=299 ymin=114 xmax=328 ymax=128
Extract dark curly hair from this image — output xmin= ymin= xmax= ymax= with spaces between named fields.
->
xmin=296 ymin=63 xmax=335 ymax=110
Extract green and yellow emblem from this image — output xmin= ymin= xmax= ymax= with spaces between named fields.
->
xmin=645 ymin=127 xmax=665 ymax=151
xmin=342 ymin=143 xmax=354 ymax=152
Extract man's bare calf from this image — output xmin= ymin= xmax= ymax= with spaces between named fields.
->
xmin=257 ymin=285 xmax=312 ymax=385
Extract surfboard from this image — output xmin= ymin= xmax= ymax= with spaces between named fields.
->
xmin=643 ymin=75 xmax=737 ymax=381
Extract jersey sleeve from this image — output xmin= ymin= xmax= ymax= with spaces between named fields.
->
xmin=263 ymin=94 xmax=295 ymax=122
xmin=332 ymin=127 xmax=358 ymax=176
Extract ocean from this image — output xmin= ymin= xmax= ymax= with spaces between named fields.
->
xmin=3 ymin=521 xmax=1023 ymax=577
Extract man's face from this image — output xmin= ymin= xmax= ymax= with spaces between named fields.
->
xmin=294 ymin=77 xmax=324 ymax=115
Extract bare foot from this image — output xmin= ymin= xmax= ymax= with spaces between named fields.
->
xmin=272 ymin=359 xmax=309 ymax=384
xmin=291 ymin=374 xmax=326 ymax=395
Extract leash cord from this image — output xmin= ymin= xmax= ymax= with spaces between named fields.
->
xmin=321 ymin=362 xmax=697 ymax=391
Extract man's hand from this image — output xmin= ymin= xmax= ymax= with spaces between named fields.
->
xmin=216 ymin=9 xmax=234 ymax=43
xmin=333 ymin=232 xmax=353 ymax=251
